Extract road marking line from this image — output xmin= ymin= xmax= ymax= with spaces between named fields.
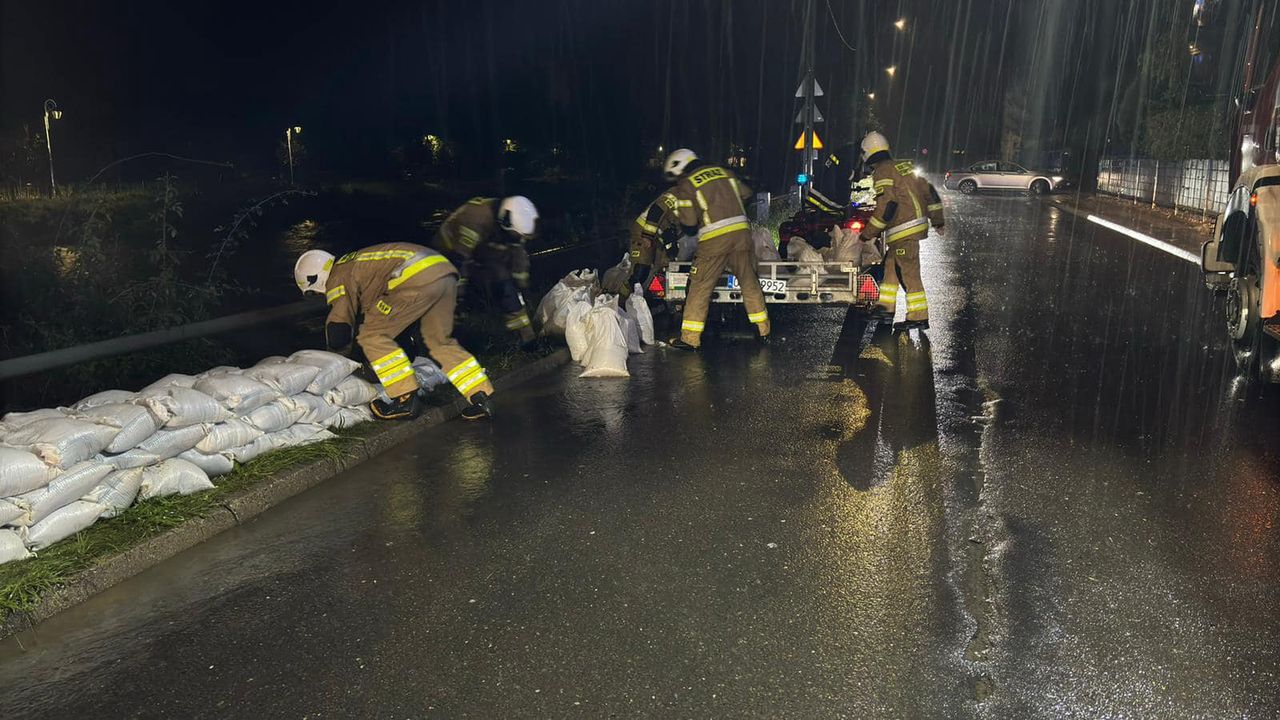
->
xmin=1084 ymin=214 xmax=1199 ymax=265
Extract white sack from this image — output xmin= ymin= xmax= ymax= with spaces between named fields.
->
xmin=0 ymin=498 xmax=27 ymax=527
xmin=245 ymin=361 xmax=320 ymax=396
xmin=289 ymin=349 xmax=361 ymax=394
xmin=139 ymin=387 xmax=230 ymax=428
xmin=325 ymin=376 xmax=380 ymax=407
xmin=86 ymin=468 xmax=144 ymax=518
xmin=600 ymin=253 xmax=633 ymax=296
xmin=77 ymin=403 xmax=162 ymax=454
xmin=109 ymin=423 xmax=210 ymax=469
xmin=271 ymin=423 xmax=337 ymax=448
xmin=562 ymin=268 xmax=599 ymax=290
xmin=242 ymin=397 xmax=307 ymax=433
xmin=0 ymin=528 xmax=32 ymax=564
xmin=139 ymin=458 xmax=214 ymax=500
xmin=140 ymin=373 xmax=197 ymax=393
xmin=0 ymin=447 xmax=58 ymax=496
xmin=194 ymin=373 xmax=280 ymax=414
xmin=196 ymin=418 xmax=263 ymax=454
xmin=292 ymin=393 xmax=339 ymax=425
xmin=535 ymin=280 xmax=573 ymax=336
xmin=256 ymin=355 xmax=289 ymax=365
xmin=580 ymin=296 xmax=630 ymax=378
xmin=178 ymin=449 xmax=235 ymax=477
xmin=6 ymin=418 xmax=120 ymax=469
xmin=1 ymin=408 xmax=69 ymax=429
xmin=26 ymin=500 xmax=107 ymax=550
xmin=616 ymin=305 xmax=643 ymax=355
xmin=564 ymin=295 xmax=594 ymax=363
xmin=677 ymin=234 xmax=699 ymax=261
xmin=16 ymin=462 xmax=114 ymax=526
xmin=325 ymin=405 xmax=373 ymax=430
xmin=413 ymin=358 xmax=449 ymax=392
xmin=752 ymin=226 xmax=782 ymax=261
xmin=627 ymin=284 xmax=656 ymax=345
xmin=72 ymin=390 xmax=136 ymax=412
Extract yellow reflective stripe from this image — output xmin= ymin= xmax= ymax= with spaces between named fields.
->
xmin=355 ymin=249 xmax=416 ymax=262
xmin=681 ymin=320 xmax=705 ymax=332
xmin=326 ymin=285 xmax=347 ymax=304
xmin=699 ymin=220 xmax=749 ymax=242
xmin=927 ymin=203 xmax=943 ymax=211
xmin=747 ymin=311 xmax=768 ymax=323
xmin=888 ymin=224 xmax=928 ymax=242
xmin=456 ymin=368 xmax=490 ymax=395
xmin=635 ymin=215 xmax=659 ymax=233
xmin=907 ymin=190 xmax=923 ymax=217
xmin=378 ymin=364 xmax=415 ymax=388
xmin=879 ymin=286 xmax=898 ymax=298
xmin=874 ymin=179 xmax=895 ymax=188
xmin=505 ymin=314 xmax=532 ymax=329
xmin=459 ymin=227 xmax=480 ymax=248
xmin=447 ymin=358 xmax=481 ymax=382
xmin=372 ymin=348 xmax=410 ymax=371
xmin=512 ymin=271 xmax=530 ymax=281
xmin=869 ymin=217 xmax=888 ymax=229
xmin=388 ymin=255 xmax=449 ymax=290
xmin=695 ymin=190 xmax=711 ymax=226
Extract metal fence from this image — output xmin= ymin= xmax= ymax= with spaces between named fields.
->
xmin=1096 ymin=157 xmax=1230 ymax=214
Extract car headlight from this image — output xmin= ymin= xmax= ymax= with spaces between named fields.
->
xmin=1051 ymin=175 xmax=1064 ymax=184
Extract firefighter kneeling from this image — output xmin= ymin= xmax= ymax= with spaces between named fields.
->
xmin=294 ymin=244 xmax=494 ymax=421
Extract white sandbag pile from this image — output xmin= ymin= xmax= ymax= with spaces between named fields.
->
xmin=0 ymin=349 xmax=379 ymax=564
xmin=536 ymin=269 xmax=600 ymax=337
xmin=535 ymin=267 xmax=654 ymax=378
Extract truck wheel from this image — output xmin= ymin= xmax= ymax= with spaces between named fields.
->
xmin=1028 ymin=179 xmax=1050 ymax=197
xmin=959 ymin=180 xmax=977 ymax=195
xmin=1227 ymin=272 xmax=1279 ymax=382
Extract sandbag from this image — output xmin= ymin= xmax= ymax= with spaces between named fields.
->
xmin=139 ymin=458 xmax=214 ymax=500
xmin=140 ymin=373 xmax=197 ymax=393
xmin=752 ymin=226 xmax=782 ymax=261
xmin=245 ymin=361 xmax=320 ymax=396
xmin=325 ymin=376 xmax=380 ymax=407
xmin=139 ymin=387 xmax=230 ymax=428
xmin=0 ymin=447 xmax=58 ymax=496
xmin=600 ymin=253 xmax=632 ymax=296
xmin=627 ymin=284 xmax=656 ymax=345
xmin=564 ymin=295 xmax=594 ymax=363
xmin=413 ymin=358 xmax=449 ymax=392
xmin=0 ymin=498 xmax=27 ymax=527
xmin=26 ymin=500 xmax=106 ymax=550
xmin=256 ymin=356 xmax=288 ymax=365
xmin=76 ymin=403 xmax=162 ymax=454
xmin=616 ymin=304 xmax=642 ymax=354
xmin=535 ymin=280 xmax=574 ymax=336
xmin=196 ymin=418 xmax=263 ymax=453
xmin=109 ymin=423 xmax=210 ymax=469
xmin=562 ymin=268 xmax=600 ymax=291
xmin=194 ymin=373 xmax=280 ymax=414
xmin=178 ymin=448 xmax=235 ymax=477
xmin=0 ymin=528 xmax=31 ymax=564
xmin=580 ymin=296 xmax=630 ymax=378
xmin=16 ymin=462 xmax=114 ymax=527
xmin=86 ymin=468 xmax=144 ymax=518
xmin=676 ymin=234 xmax=699 ymax=261
xmin=291 ymin=393 xmax=339 ymax=425
xmin=242 ymin=397 xmax=307 ymax=433
xmin=786 ymin=237 xmax=825 ymax=288
xmin=325 ymin=405 xmax=373 ymax=430
xmin=5 ymin=418 xmax=120 ymax=469
xmin=289 ymin=350 xmax=361 ymax=394
xmin=72 ymin=389 xmax=136 ymax=412
xmin=1 ymin=408 xmax=69 ymax=435
xmin=271 ymin=423 xmax=337 ymax=448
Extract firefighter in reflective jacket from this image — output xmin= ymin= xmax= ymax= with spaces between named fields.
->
xmin=659 ymin=149 xmax=770 ymax=349
xmin=433 ymin=196 xmax=539 ymax=346
xmin=858 ymin=132 xmax=945 ymax=331
xmin=294 ymin=244 xmax=494 ymax=421
xmin=624 ymin=197 xmax=680 ymax=297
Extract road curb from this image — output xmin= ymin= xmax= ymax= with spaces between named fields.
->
xmin=0 ymin=348 xmax=570 ymax=640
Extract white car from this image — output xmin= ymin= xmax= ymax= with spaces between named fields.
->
xmin=943 ymin=161 xmax=1068 ymax=196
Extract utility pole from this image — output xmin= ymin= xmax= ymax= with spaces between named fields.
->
xmin=801 ymin=0 xmax=816 ymax=206
xmin=43 ymin=99 xmax=62 ymax=197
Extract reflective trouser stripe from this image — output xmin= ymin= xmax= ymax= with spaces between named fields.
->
xmin=371 ymin=348 xmax=413 ymax=390
xmin=906 ymin=291 xmax=929 ymax=311
xmin=505 ymin=313 xmax=531 ymax=330
xmin=388 ymin=253 xmax=449 ymax=290
xmin=879 ymin=285 xmax=898 ymax=308
xmin=748 ymin=310 xmax=768 ymax=324
xmin=869 ymin=216 xmax=888 ymax=229
xmin=447 ymin=357 xmax=490 ymax=396
xmin=326 ymin=285 xmax=346 ymax=304
xmin=682 ymin=319 xmax=705 ymax=333
xmin=927 ymin=203 xmax=943 ymax=211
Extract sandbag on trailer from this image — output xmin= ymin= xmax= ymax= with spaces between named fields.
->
xmin=5 ymin=418 xmax=121 ymax=469
xmin=288 ymin=350 xmax=361 ymax=394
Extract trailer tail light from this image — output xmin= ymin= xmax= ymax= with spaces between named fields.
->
xmin=857 ymin=274 xmax=880 ymax=302
xmin=648 ymin=275 xmax=666 ymax=298
xmin=842 ymin=219 xmax=865 ymax=232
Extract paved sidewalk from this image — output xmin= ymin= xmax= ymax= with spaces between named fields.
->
xmin=1051 ymin=191 xmax=1214 ymax=257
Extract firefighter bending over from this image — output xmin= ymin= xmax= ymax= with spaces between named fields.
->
xmin=858 ymin=132 xmax=946 ymax=331
xmin=658 ymin=149 xmax=770 ymax=349
xmin=294 ymin=244 xmax=494 ymax=421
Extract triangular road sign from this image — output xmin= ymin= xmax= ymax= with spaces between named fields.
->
xmin=793 ymin=131 xmax=824 ymax=150
xmin=795 ymin=106 xmax=824 ymax=123
xmin=794 ymin=78 xmax=825 ymax=97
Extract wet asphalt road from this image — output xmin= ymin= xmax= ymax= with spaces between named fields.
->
xmin=2 ymin=194 xmax=1278 ymax=718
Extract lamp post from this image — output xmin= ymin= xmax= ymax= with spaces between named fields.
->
xmin=285 ymin=126 xmax=302 ymax=185
xmin=43 ymin=99 xmax=63 ymax=197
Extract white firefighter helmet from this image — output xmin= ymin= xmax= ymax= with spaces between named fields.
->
xmin=498 ymin=196 xmax=538 ymax=238
xmin=663 ymin=148 xmax=699 ymax=181
xmin=294 ymin=249 xmax=335 ymax=295
xmin=861 ymin=131 xmax=891 ymax=161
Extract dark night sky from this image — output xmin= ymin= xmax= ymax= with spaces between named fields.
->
xmin=0 ymin=1 xmax=1252 ymax=189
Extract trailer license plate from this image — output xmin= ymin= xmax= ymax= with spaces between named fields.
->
xmin=726 ymin=275 xmax=786 ymax=294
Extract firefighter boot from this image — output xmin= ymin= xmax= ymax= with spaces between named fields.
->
xmin=371 ymin=392 xmax=423 ymax=421
xmin=461 ymin=391 xmax=494 ymax=421
xmin=668 ymin=338 xmax=699 ymax=351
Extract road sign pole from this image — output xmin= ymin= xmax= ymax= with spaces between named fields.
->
xmin=802 ymin=0 xmax=815 ymax=205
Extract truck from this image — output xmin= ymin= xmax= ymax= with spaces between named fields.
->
xmin=1199 ymin=1 xmax=1280 ymax=383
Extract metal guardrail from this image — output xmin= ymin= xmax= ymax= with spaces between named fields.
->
xmin=0 ymin=300 xmax=326 ymax=381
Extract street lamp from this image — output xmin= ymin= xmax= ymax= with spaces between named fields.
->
xmin=43 ymin=99 xmax=63 ymax=197
xmin=285 ymin=126 xmax=301 ymax=185
xmin=894 ymin=18 xmax=907 ymax=31
xmin=886 ymin=65 xmax=897 ymax=78
xmin=867 ymin=92 xmax=876 ymax=100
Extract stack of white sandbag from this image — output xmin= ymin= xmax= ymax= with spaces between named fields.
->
xmin=536 ymin=269 xmax=600 ymax=337
xmin=565 ymin=286 xmax=654 ymax=378
xmin=0 ymin=349 xmax=382 ymax=564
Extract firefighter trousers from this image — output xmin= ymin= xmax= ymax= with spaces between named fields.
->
xmin=680 ymin=244 xmax=770 ymax=346
xmin=358 ymin=274 xmax=495 ymax=401
xmin=878 ymin=239 xmax=929 ymax=322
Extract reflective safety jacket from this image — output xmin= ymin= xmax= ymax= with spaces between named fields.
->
xmin=660 ymin=164 xmax=754 ymax=256
xmin=433 ymin=197 xmax=530 ymax=286
xmin=323 ymin=242 xmax=455 ymax=349
xmin=862 ymin=159 xmax=945 ymax=243
xmin=629 ymin=198 xmax=679 ymax=266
